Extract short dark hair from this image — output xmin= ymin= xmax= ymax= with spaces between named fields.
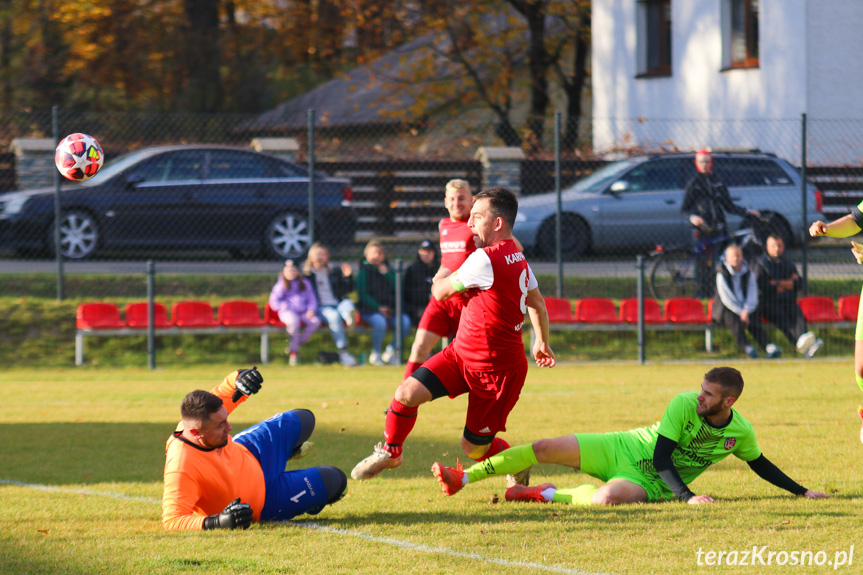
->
xmin=474 ymin=187 xmax=518 ymax=229
xmin=766 ymin=233 xmax=784 ymax=243
xmin=704 ymin=367 xmax=744 ymax=399
xmin=181 ymin=390 xmax=223 ymax=423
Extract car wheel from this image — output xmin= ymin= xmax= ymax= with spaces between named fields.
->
xmin=265 ymin=212 xmax=312 ymax=259
xmin=538 ymin=214 xmax=590 ymax=260
xmin=48 ymin=210 xmax=100 ymax=260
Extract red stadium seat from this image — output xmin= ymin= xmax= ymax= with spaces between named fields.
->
xmin=797 ymin=296 xmax=841 ymax=322
xmin=124 ymin=302 xmax=171 ymax=329
xmin=264 ymin=303 xmax=286 ymax=327
xmin=544 ymin=297 xmax=576 ymax=323
xmin=620 ymin=298 xmax=663 ymax=324
xmin=664 ymin=298 xmax=709 ymax=324
xmin=838 ymin=295 xmax=860 ymax=321
xmin=171 ymin=301 xmax=219 ymax=327
xmin=218 ymin=300 xmax=266 ymax=327
xmin=76 ymin=302 xmax=126 ymax=329
xmin=574 ymin=298 xmax=621 ymax=323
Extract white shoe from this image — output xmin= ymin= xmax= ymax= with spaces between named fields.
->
xmin=765 ymin=343 xmax=782 ymax=359
xmin=289 ymin=353 xmax=298 ymax=366
xmin=804 ymin=338 xmax=823 ymax=359
xmin=339 ymin=349 xmax=357 ymax=366
xmin=381 ymin=344 xmax=395 ymax=364
xmin=369 ymin=352 xmax=385 ymax=366
xmin=351 ymin=442 xmax=403 ymax=480
xmin=796 ymin=331 xmax=816 ymax=354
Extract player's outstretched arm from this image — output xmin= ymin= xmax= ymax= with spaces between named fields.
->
xmin=526 ymin=288 xmax=556 ymax=368
xmin=810 ymin=213 xmax=861 ymax=238
xmin=746 ymin=455 xmax=830 ymax=499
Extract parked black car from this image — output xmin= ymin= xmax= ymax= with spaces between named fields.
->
xmin=0 ymin=145 xmax=356 ymax=260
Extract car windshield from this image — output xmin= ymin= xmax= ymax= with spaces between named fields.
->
xmin=79 ymin=149 xmax=156 ymax=186
xmin=567 ymin=160 xmax=638 ymax=194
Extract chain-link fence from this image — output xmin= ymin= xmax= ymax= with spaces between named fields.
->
xmin=2 ymin=109 xmax=863 ymax=366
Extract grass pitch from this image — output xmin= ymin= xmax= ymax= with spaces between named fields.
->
xmin=1 ymin=360 xmax=860 ymax=574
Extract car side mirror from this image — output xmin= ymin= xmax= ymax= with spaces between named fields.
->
xmin=125 ymin=173 xmax=146 ymax=188
xmin=609 ymin=181 xmax=629 ymax=194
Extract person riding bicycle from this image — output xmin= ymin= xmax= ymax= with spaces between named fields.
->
xmin=681 ymin=150 xmax=760 ymax=297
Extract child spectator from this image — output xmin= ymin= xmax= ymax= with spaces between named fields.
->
xmin=269 ymin=260 xmax=321 ymax=365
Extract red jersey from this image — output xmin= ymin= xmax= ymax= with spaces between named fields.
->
xmin=438 ymin=217 xmax=476 ymax=271
xmin=452 ymin=239 xmax=537 ymax=370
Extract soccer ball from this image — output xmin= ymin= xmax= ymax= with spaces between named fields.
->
xmin=55 ymin=133 xmax=104 ymax=181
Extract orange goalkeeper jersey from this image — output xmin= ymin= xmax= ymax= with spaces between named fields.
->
xmin=161 ymin=371 xmax=266 ymax=530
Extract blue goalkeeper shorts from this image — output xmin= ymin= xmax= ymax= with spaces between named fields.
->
xmin=233 ymin=410 xmax=329 ymax=520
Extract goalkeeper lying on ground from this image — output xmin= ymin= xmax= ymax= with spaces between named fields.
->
xmin=162 ymin=367 xmax=346 ymax=530
xmin=433 ymin=367 xmax=829 ymax=505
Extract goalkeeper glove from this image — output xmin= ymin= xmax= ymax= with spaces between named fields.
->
xmin=231 ymin=366 xmax=263 ymax=402
xmin=203 ymin=498 xmax=253 ymax=530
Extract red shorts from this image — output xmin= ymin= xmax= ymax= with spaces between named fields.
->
xmin=421 ymin=344 xmax=528 ymax=440
xmin=417 ymin=296 xmax=464 ymax=337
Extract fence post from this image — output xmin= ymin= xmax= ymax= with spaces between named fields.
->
xmin=52 ymin=106 xmax=64 ymax=301
xmin=636 ymin=255 xmax=645 ymax=364
xmin=394 ymin=258 xmax=404 ymax=366
xmin=147 ymin=260 xmax=156 ymax=370
xmin=308 ymin=109 xmax=316 ymax=245
xmin=554 ymin=112 xmax=563 ymax=297
xmin=800 ymin=112 xmax=808 ymax=296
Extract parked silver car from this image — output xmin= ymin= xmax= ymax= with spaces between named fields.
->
xmin=514 ymin=152 xmax=823 ymax=259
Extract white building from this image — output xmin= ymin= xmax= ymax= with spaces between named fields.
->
xmin=591 ymin=0 xmax=863 ymax=164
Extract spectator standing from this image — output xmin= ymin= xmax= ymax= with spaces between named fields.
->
xmin=712 ymin=244 xmax=776 ymax=359
xmin=303 ymin=242 xmax=358 ymax=366
xmin=753 ymin=234 xmax=822 ymax=358
xmin=356 ymin=240 xmax=412 ymax=366
xmin=269 ymin=260 xmax=321 ymax=366
xmin=681 ymin=150 xmax=760 ymax=297
xmin=403 ymin=240 xmax=439 ymax=325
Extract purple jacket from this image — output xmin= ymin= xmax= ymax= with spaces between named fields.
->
xmin=269 ymin=277 xmax=318 ymax=314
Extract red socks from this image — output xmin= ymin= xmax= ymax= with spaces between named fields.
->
xmin=383 ymin=398 xmax=418 ymax=458
xmin=474 ymin=437 xmax=510 ymax=461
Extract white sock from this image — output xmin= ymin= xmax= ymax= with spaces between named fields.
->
xmin=462 ymin=472 xmax=470 ymax=485
xmin=541 ymin=487 xmax=557 ymax=502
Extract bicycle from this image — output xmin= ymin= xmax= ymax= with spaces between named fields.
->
xmin=648 ymin=214 xmax=773 ymax=300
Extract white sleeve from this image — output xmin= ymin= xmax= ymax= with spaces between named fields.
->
xmin=454 ymin=249 xmax=494 ymax=291
xmin=527 ymin=263 xmax=538 ymax=290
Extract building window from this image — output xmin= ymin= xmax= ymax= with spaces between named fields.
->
xmin=722 ymin=0 xmax=759 ymax=69
xmin=637 ymin=0 xmax=672 ymax=78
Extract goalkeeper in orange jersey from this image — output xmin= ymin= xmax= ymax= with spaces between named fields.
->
xmin=161 ymin=367 xmax=346 ymax=530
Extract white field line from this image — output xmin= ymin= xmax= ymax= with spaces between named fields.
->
xmin=1 ymin=478 xmax=613 ymax=575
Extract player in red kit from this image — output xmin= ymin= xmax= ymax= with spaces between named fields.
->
xmin=351 ymin=187 xmax=556 ymax=483
xmin=403 ymin=179 xmax=476 ymax=378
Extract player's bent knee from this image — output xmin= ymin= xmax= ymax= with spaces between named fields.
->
xmin=291 ymin=409 xmax=315 ymax=440
xmin=317 ymin=466 xmax=347 ymax=503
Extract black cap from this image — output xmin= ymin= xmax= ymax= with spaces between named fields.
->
xmin=418 ymin=240 xmax=434 ymax=251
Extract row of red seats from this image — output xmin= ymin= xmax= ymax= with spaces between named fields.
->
xmin=545 ymin=295 xmax=861 ymax=325
xmin=76 ymin=300 xmax=288 ymax=330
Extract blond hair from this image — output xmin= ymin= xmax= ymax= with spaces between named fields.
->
xmin=302 ymin=242 xmax=330 ymax=275
xmin=445 ymin=179 xmax=471 ymax=195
